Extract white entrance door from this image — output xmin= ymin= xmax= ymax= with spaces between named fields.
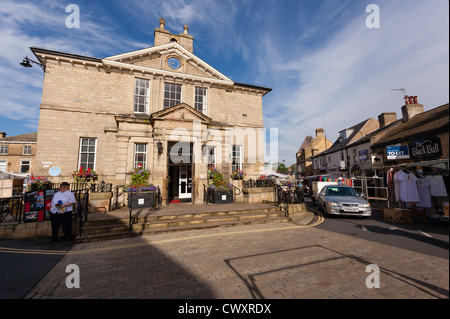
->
xmin=179 ymin=165 xmax=192 ymax=199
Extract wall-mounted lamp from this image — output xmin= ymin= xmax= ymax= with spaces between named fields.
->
xmin=202 ymin=143 xmax=207 ymax=156
xmin=157 ymin=140 xmax=163 ymax=156
xmin=20 ymin=56 xmax=45 ymax=71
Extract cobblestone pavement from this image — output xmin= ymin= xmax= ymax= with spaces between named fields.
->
xmin=25 ymin=222 xmax=448 ymax=299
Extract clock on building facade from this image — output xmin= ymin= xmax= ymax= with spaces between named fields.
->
xmin=167 ymin=57 xmax=181 ymax=70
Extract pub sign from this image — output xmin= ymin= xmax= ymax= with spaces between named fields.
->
xmin=410 ymin=136 xmax=442 ymax=161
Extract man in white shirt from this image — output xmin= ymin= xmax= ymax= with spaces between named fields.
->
xmin=49 ymin=182 xmax=76 ymax=242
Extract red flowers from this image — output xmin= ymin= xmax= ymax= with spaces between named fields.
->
xmin=73 ymin=167 xmax=97 ymax=182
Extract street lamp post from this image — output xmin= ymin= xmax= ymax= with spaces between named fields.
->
xmin=20 ymin=56 xmax=45 ymax=71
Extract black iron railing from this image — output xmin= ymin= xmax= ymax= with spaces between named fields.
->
xmin=127 ymin=186 xmax=163 ymax=232
xmin=110 ymin=185 xmax=125 ymax=210
xmin=90 ymin=181 xmax=112 ymax=193
xmin=275 ymin=185 xmax=304 ymax=218
xmin=243 ymin=178 xmax=274 ymax=188
xmin=73 ymin=188 xmax=90 ymax=237
xmin=0 ymin=196 xmax=23 ymax=223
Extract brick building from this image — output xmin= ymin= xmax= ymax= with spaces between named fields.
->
xmin=295 ymin=128 xmax=332 ymax=177
xmin=29 ymin=20 xmax=271 ymax=204
xmin=371 ymin=102 xmax=449 ymax=171
xmin=0 ymin=132 xmax=37 ymax=175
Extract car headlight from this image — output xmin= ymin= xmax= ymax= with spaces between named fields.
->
xmin=360 ymin=203 xmax=371 ymax=208
xmin=327 ymin=201 xmax=339 ymax=207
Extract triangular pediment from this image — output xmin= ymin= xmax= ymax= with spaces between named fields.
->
xmin=103 ymin=42 xmax=232 ymax=83
xmin=150 ymin=103 xmax=211 ymax=124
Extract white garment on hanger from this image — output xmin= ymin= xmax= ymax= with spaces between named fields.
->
xmin=416 ymin=177 xmax=432 ymax=208
xmin=393 ymin=171 xmax=400 ymax=201
xmin=394 ymin=170 xmax=420 ymax=203
xmin=426 ymin=175 xmax=448 ymax=197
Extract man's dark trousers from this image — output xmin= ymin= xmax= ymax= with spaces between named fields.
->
xmin=50 ymin=212 xmax=73 ymax=241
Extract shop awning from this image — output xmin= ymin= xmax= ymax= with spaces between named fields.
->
xmin=402 ymin=159 xmax=449 ymax=170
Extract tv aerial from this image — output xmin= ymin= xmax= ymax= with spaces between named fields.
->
xmin=391 ymin=88 xmax=406 ymax=96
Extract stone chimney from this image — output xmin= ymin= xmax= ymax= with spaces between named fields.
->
xmin=315 ymin=128 xmax=324 ymax=137
xmin=378 ymin=112 xmax=397 ymax=128
xmin=401 ymin=96 xmax=424 ymax=122
xmin=0 ymin=132 xmax=6 ymax=138
xmin=154 ymin=19 xmax=194 ymax=53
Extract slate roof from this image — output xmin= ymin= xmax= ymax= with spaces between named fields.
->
xmin=0 ymin=132 xmax=37 ymax=143
xmin=321 ymin=118 xmax=373 ymax=155
xmin=372 ymin=103 xmax=449 ymax=148
xmin=297 ymin=136 xmax=313 ymax=154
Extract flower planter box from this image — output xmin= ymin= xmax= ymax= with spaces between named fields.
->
xmin=29 ymin=183 xmax=52 ymax=191
xmin=209 ymin=189 xmax=233 ymax=204
xmin=127 ymin=191 xmax=155 ymax=209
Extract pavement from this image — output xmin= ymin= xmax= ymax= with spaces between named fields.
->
xmin=7 ymin=222 xmax=448 ymax=300
xmin=1 ymin=204 xmax=448 ymax=302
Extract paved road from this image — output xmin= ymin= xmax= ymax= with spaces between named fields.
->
xmin=306 ymin=199 xmax=449 ymax=259
xmin=1 ymin=204 xmax=448 ymax=304
xmin=0 ymin=239 xmax=73 ymax=299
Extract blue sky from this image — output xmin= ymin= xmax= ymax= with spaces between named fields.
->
xmin=0 ymin=0 xmax=448 ymax=166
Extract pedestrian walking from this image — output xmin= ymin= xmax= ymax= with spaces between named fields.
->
xmin=49 ymin=182 xmax=76 ymax=242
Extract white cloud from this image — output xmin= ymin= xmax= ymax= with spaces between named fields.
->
xmin=257 ymin=0 xmax=449 ymax=164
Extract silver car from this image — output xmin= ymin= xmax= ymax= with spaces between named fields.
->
xmin=317 ymin=185 xmax=371 ymax=218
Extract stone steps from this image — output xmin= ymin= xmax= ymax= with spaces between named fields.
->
xmin=75 ymin=206 xmax=287 ymax=243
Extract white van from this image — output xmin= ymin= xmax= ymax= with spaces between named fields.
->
xmin=311 ymin=181 xmax=338 ymax=205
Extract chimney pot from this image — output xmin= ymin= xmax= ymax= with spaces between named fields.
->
xmin=184 ymin=24 xmax=189 ymax=35
xmin=159 ymin=18 xmax=165 ymax=30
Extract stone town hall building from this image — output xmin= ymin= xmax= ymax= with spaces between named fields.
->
xmin=30 ymin=19 xmax=271 ymax=204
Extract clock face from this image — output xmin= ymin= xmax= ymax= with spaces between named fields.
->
xmin=167 ymin=57 xmax=181 ymax=70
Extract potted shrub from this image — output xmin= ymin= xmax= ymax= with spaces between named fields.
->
xmin=208 ymin=168 xmax=233 ymax=204
xmin=125 ymin=165 xmax=157 ymax=209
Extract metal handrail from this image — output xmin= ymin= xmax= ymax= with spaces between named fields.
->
xmin=275 ymin=185 xmax=305 ymax=218
xmin=203 ymin=184 xmax=211 ymax=204
xmin=229 ymin=183 xmax=241 ymax=202
xmin=74 ymin=188 xmax=90 ymax=237
xmin=110 ymin=185 xmax=125 ymax=210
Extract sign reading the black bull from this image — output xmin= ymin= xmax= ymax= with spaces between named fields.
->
xmin=410 ymin=137 xmax=442 ymax=161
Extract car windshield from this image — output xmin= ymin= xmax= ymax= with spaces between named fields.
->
xmin=326 ymin=187 xmax=359 ymax=197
